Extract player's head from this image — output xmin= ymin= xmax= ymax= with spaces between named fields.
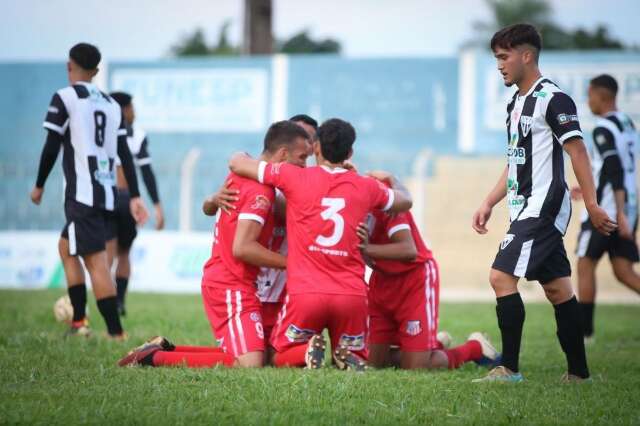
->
xmin=316 ymin=118 xmax=356 ymax=165
xmin=262 ymin=120 xmax=310 ymax=167
xmin=491 ymin=24 xmax=541 ymax=87
xmin=588 ymin=74 xmax=618 ymax=115
xmin=110 ymin=92 xmax=135 ymax=124
xmin=289 ymin=114 xmax=318 ymax=141
xmin=67 ymin=43 xmax=101 ymax=83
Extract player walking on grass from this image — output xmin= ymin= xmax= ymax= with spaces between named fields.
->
xmin=573 ymin=74 xmax=640 ymax=342
xmin=358 ymin=206 xmax=501 ymax=370
xmin=229 ymin=118 xmax=413 ymax=370
xmin=31 ymin=43 xmax=148 ymax=339
xmin=472 ymin=24 xmax=615 ymax=383
xmin=118 ymin=121 xmax=309 ymax=368
xmin=109 ymin=92 xmax=165 ymax=316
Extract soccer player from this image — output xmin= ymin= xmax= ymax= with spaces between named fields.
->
xmin=574 ymin=74 xmax=640 ymax=342
xmin=358 ymin=206 xmax=501 ymax=370
xmin=471 ymin=24 xmax=615 ymax=383
xmin=229 ymin=118 xmax=413 ymax=370
xmin=118 ymin=121 xmax=309 ymax=368
xmin=31 ymin=43 xmax=148 ymax=339
xmin=109 ymin=91 xmax=165 ymax=316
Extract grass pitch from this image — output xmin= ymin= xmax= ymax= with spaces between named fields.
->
xmin=0 ymin=289 xmax=638 ymax=425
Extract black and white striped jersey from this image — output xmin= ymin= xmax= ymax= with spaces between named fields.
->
xmin=43 ymin=82 xmax=125 ymax=211
xmin=505 ymin=77 xmax=582 ymax=235
xmin=581 ymin=111 xmax=638 ymax=227
xmin=115 ymin=125 xmax=151 ymax=167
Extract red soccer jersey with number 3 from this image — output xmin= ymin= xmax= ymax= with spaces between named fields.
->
xmin=258 ymin=162 xmax=393 ymax=297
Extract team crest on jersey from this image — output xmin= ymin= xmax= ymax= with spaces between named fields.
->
xmin=339 ymin=333 xmax=365 ymax=351
xmin=285 ymin=324 xmax=316 ymax=343
xmin=272 ymin=162 xmax=283 ymax=175
xmin=250 ymin=312 xmax=261 ymax=322
xmin=500 ymin=234 xmax=515 ymax=250
xmin=520 ymin=116 xmax=533 ymax=137
xmin=595 ymin=134 xmax=607 ymax=146
xmin=406 ymin=320 xmax=422 ymax=336
xmin=251 ymin=194 xmax=271 ymax=211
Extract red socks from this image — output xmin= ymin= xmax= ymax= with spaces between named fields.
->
xmin=272 ymin=345 xmax=307 ymax=367
xmin=152 ymin=350 xmax=235 ymax=367
xmin=444 ymin=340 xmax=482 ymax=369
xmin=173 ymin=345 xmax=223 ymax=353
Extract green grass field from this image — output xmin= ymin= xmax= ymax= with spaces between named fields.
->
xmin=1 ymin=289 xmax=638 ymax=425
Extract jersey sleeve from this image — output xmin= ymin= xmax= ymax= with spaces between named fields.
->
xmin=593 ymin=126 xmax=624 ymax=190
xmin=135 ymin=138 xmax=152 ymax=166
xmin=117 ymin=112 xmax=128 ymax=137
xmin=592 ymin=127 xmax=618 ymax=158
xmin=258 ymin=161 xmax=301 ymax=194
xmin=43 ymin=93 xmax=69 ymax=135
xmin=545 ymin=92 xmax=583 ymax=144
xmin=366 ymin=177 xmax=394 ymax=212
xmin=237 ymin=183 xmax=275 ymax=226
xmin=384 ymin=212 xmax=412 ymax=238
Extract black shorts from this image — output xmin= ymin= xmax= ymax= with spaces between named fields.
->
xmin=114 ymin=189 xmax=138 ymax=250
xmin=492 ymin=217 xmax=571 ymax=285
xmin=61 ymin=198 xmax=116 ymax=256
xmin=576 ymin=220 xmax=639 ymax=262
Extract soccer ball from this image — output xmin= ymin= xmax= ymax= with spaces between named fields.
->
xmin=437 ymin=331 xmax=452 ymax=349
xmin=53 ymin=295 xmax=73 ymax=323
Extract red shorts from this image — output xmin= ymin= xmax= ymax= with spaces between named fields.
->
xmin=368 ymin=259 xmax=440 ymax=352
xmin=201 ymin=285 xmax=265 ymax=357
xmin=261 ymin=301 xmax=283 ymax=345
xmin=270 ymin=293 xmax=368 ymax=359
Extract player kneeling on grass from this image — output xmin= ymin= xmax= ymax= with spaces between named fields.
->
xmin=358 ymin=194 xmax=501 ymax=370
xmin=229 ymin=118 xmax=413 ymax=371
xmin=118 ymin=122 xmax=310 ymax=368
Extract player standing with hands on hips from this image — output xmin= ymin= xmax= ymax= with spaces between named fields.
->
xmin=471 ymin=24 xmax=616 ymax=383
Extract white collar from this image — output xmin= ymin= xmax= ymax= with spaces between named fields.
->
xmin=320 ymin=165 xmax=349 ymax=174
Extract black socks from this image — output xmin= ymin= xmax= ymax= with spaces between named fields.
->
xmin=496 ymin=293 xmax=525 ymax=373
xmin=67 ymin=284 xmax=87 ymax=322
xmin=579 ymin=302 xmax=595 ymax=337
xmin=96 ymin=296 xmax=124 ymax=336
xmin=554 ymin=297 xmax=590 ymax=379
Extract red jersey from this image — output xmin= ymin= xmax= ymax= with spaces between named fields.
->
xmin=368 ymin=210 xmax=433 ymax=275
xmin=259 ymin=162 xmax=393 ymax=297
xmin=202 ymin=172 xmax=275 ymax=292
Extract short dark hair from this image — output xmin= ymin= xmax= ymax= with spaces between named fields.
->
xmin=263 ymin=120 xmax=309 ymax=154
xmin=317 ymin=118 xmax=356 ymax=164
xmin=590 ymin=74 xmax=618 ymax=96
xmin=69 ymin=43 xmax=101 ymax=70
xmin=110 ymin=92 xmax=132 ymax=108
xmin=491 ymin=23 xmax=542 ymax=59
xmin=289 ymin=114 xmax=318 ymax=130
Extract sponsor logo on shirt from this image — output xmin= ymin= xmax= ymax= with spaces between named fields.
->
xmin=500 ymin=234 xmax=515 ymax=250
xmin=595 ymin=134 xmax=607 ymax=146
xmin=533 ymin=91 xmax=547 ymax=98
xmin=520 ymin=115 xmax=533 ymax=137
xmin=406 ymin=320 xmax=422 ymax=336
xmin=285 ymin=324 xmax=316 ymax=343
xmin=250 ymin=312 xmax=261 ymax=322
xmin=308 ymin=244 xmax=348 ymax=257
xmin=557 ymin=113 xmax=578 ymax=125
xmin=48 ymin=106 xmax=59 ymax=114
xmin=339 ymin=333 xmax=365 ymax=351
xmin=251 ymin=194 xmax=271 ymax=211
xmin=507 ymin=146 xmax=526 ymax=165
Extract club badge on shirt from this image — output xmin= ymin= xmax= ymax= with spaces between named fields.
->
xmin=251 ymin=194 xmax=271 ymax=211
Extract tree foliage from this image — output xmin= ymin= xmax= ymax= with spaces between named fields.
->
xmin=475 ymin=0 xmax=625 ymax=50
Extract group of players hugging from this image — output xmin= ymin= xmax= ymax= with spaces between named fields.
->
xmin=34 ymin=22 xmax=638 ymax=383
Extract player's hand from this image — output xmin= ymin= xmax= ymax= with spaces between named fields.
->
xmin=30 ymin=187 xmax=44 ymax=205
xmin=472 ymin=202 xmax=492 ymax=234
xmin=570 ymin=186 xmax=583 ymax=201
xmin=154 ymin=204 xmax=165 ymax=230
xmin=366 ymin=170 xmax=393 ymax=183
xmin=587 ymin=204 xmax=617 ymax=236
xmin=214 ymin=179 xmax=240 ymax=214
xmin=343 ymin=160 xmax=358 ymax=173
xmin=356 ymin=222 xmax=370 ymax=249
xmin=130 ymin=197 xmax=149 ymax=226
xmin=617 ymin=212 xmax=632 ymax=240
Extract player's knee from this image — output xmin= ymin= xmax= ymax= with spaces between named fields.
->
xmin=236 ymin=351 xmax=264 ymax=368
xmin=612 ymin=265 xmax=631 ymax=284
xmin=543 ymin=282 xmax=573 ymax=304
xmin=489 ymin=269 xmax=515 ymax=294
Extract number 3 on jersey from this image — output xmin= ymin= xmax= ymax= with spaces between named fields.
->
xmin=315 ymin=197 xmax=345 ymax=247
